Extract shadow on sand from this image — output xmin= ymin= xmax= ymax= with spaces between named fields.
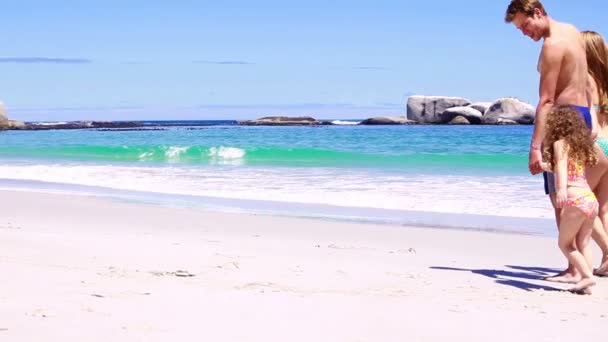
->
xmin=430 ymin=265 xmax=565 ymax=292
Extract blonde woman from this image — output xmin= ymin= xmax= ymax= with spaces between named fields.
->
xmin=581 ymin=30 xmax=608 ymax=278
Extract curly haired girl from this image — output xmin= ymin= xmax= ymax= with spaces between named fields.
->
xmin=542 ymin=104 xmax=599 ymax=294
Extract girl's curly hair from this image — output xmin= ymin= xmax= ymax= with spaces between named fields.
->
xmin=542 ymin=105 xmax=598 ymax=170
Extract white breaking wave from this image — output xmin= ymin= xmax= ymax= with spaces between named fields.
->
xmin=34 ymin=122 xmax=69 ymax=126
xmin=165 ymin=146 xmax=189 ymax=161
xmin=208 ymin=147 xmax=245 ymax=165
xmin=208 ymin=146 xmax=245 ymax=159
xmin=331 ymin=120 xmax=359 ymax=125
xmin=0 ymin=162 xmax=554 ymax=219
xmin=138 ymin=152 xmax=154 ymax=160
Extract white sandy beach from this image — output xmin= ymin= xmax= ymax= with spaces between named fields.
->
xmin=0 ymin=189 xmax=606 ymax=342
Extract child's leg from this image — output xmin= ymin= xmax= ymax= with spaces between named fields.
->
xmin=559 ymin=207 xmax=596 ymax=292
xmin=545 ymin=195 xmax=580 ymax=283
xmin=578 ymin=218 xmax=594 ymax=271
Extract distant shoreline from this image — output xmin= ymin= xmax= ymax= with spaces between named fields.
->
xmin=2 ymin=117 xmax=534 ymax=130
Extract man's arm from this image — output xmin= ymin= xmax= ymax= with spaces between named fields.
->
xmin=553 ymin=140 xmax=568 ymax=208
xmin=529 ymin=41 xmax=565 ymax=175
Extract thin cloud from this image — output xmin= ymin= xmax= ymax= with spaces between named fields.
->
xmin=375 ymin=102 xmax=402 ymax=107
xmin=0 ymin=57 xmax=92 ymax=64
xmin=355 ymin=66 xmax=388 ymax=70
xmin=193 ymin=60 xmax=254 ymax=65
xmin=195 ymin=103 xmax=354 ymax=109
xmin=12 ymin=105 xmax=144 ymax=112
xmin=121 ymin=61 xmax=149 ymax=65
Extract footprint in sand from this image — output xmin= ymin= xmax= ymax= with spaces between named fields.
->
xmin=30 ymin=309 xmax=52 ymax=318
xmin=327 ymin=243 xmax=369 ymax=250
xmin=0 ymin=223 xmax=21 ymax=230
xmin=214 ymin=261 xmax=240 ymax=270
xmin=149 ymin=270 xmax=196 ymax=277
xmin=389 ymin=248 xmax=417 ymax=255
xmin=236 ymin=282 xmax=301 ymax=294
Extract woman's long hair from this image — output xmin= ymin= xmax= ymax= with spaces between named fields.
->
xmin=582 ymin=31 xmax=608 ymax=114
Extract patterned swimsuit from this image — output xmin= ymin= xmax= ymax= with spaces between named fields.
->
xmin=565 ymin=161 xmax=598 ymax=218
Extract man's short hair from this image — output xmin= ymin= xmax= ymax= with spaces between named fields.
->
xmin=505 ymin=0 xmax=547 ymax=23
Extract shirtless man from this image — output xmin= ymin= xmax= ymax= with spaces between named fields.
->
xmin=505 ymin=0 xmax=597 ymax=283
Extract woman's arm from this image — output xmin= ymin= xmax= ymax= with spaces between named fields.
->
xmin=588 ymin=75 xmax=600 ymax=139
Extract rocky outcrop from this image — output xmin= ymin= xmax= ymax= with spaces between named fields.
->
xmin=8 ymin=120 xmax=26 ymax=129
xmin=449 ymin=116 xmax=471 ymax=125
xmin=0 ymin=102 xmax=8 ymax=128
xmin=496 ymin=118 xmax=519 ymax=125
xmin=482 ymin=98 xmax=535 ymax=124
xmin=404 ymin=96 xmax=536 ymax=125
xmin=21 ymin=121 xmax=144 ymax=130
xmin=238 ymin=116 xmax=324 ymax=126
xmin=442 ymin=106 xmax=482 ymax=124
xmin=358 ymin=116 xmax=417 ymax=125
xmin=407 ymin=96 xmax=471 ymax=124
xmin=469 ymin=102 xmax=492 ymax=114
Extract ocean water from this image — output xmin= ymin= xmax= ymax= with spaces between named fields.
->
xmin=0 ymin=121 xmax=556 ymax=235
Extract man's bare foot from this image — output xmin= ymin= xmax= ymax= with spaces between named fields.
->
xmin=568 ymin=277 xmax=596 ymax=294
xmin=568 ymin=287 xmax=593 ymax=295
xmin=594 ymin=259 xmax=608 ymax=277
xmin=544 ymin=270 xmax=581 ymax=284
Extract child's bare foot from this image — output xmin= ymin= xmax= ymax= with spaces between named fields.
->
xmin=544 ymin=270 xmax=581 ymax=284
xmin=568 ymin=277 xmax=596 ymax=294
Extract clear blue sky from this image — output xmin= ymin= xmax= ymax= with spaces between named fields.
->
xmin=1 ymin=0 xmax=607 ymax=121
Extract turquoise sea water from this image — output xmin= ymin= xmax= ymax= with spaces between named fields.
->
xmin=0 ymin=122 xmax=555 ymax=234
xmin=0 ymin=124 xmax=528 ymax=172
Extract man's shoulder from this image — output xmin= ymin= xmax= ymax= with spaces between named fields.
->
xmin=553 ymin=19 xmax=579 ymax=33
xmin=540 ymin=38 xmax=566 ymax=55
xmin=563 ymin=22 xmax=580 ymax=34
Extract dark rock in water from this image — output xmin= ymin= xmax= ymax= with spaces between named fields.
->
xmin=359 ymin=116 xmax=417 ymax=125
xmin=89 ymin=121 xmax=143 ymax=128
xmin=17 ymin=121 xmax=144 ymax=130
xmin=238 ymin=116 xmax=324 ymax=126
xmin=449 ymin=116 xmax=471 ymax=125
xmin=442 ymin=107 xmax=482 ymax=124
xmin=95 ymin=128 xmax=167 ymax=132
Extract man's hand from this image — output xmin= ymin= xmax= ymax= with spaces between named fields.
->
xmin=528 ymin=148 xmax=544 ymax=175
xmin=539 ymin=161 xmax=551 ymax=172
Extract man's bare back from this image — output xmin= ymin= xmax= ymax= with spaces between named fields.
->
xmin=537 ymin=21 xmax=588 ymax=107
